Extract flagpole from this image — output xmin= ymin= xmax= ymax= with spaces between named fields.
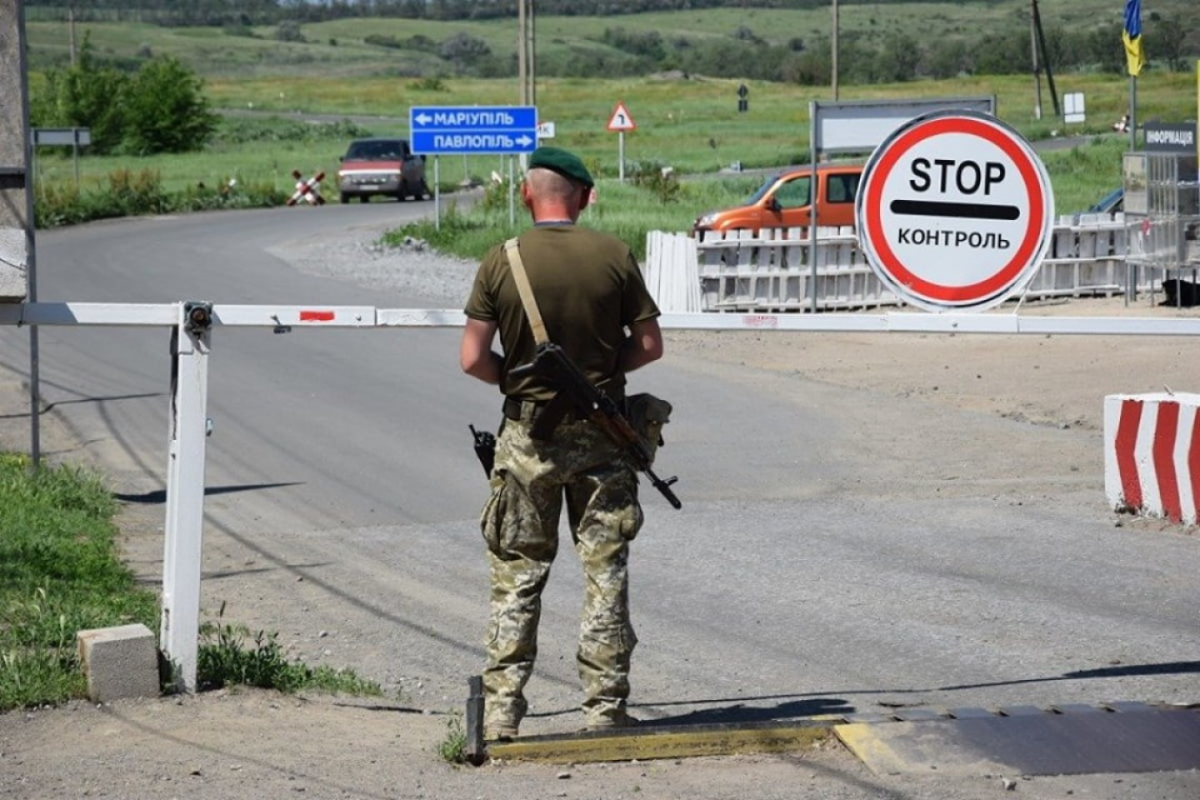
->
xmin=1129 ymin=75 xmax=1137 ymax=150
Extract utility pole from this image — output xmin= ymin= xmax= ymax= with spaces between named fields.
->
xmin=517 ymin=0 xmax=535 ymax=107
xmin=1031 ymin=0 xmax=1060 ymax=117
xmin=69 ymin=6 xmax=77 ymax=67
xmin=831 ymin=0 xmax=840 ymax=101
xmin=517 ymin=0 xmax=526 ymax=105
xmin=1030 ymin=0 xmax=1043 ymax=119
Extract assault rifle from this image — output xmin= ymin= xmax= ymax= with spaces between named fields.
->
xmin=510 ymin=342 xmax=681 ymax=509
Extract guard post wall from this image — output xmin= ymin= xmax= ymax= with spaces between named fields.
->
xmin=0 ymin=0 xmax=32 ymax=302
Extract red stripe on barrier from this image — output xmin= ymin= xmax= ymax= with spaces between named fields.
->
xmin=1190 ymin=413 xmax=1200 ymax=523
xmin=1115 ymin=399 xmax=1144 ymax=511
xmin=299 ymin=310 xmax=335 ymax=322
xmin=1152 ymin=402 xmax=1182 ymax=523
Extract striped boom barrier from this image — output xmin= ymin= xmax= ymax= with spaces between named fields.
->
xmin=1104 ymin=393 xmax=1200 ymax=525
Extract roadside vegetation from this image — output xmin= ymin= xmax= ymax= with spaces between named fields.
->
xmin=0 ymin=453 xmax=157 ymax=710
xmin=437 ymin=713 xmax=469 ymax=765
xmin=0 ymin=453 xmax=380 ymax=712
xmin=386 ymin=135 xmax=1129 ymax=263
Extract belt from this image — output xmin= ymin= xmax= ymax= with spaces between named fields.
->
xmin=502 ymin=394 xmax=624 ymax=423
xmin=503 ymin=396 xmax=578 ymax=423
xmin=502 ymin=397 xmax=541 ymax=421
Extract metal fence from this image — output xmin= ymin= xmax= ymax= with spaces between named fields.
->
xmin=645 ymin=212 xmax=1159 ymax=314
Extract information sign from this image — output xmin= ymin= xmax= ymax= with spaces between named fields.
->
xmin=409 ymin=106 xmax=538 ymax=155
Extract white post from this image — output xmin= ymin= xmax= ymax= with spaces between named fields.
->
xmin=434 ymin=156 xmax=441 ymax=232
xmin=618 ymin=132 xmax=626 ymax=182
xmin=160 ymin=302 xmax=212 ymax=692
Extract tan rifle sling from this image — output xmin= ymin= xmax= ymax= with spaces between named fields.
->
xmin=503 ymin=237 xmax=549 ymax=345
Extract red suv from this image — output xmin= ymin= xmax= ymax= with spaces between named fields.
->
xmin=337 ymin=138 xmax=430 ymax=203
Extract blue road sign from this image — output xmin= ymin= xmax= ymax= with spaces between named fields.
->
xmin=409 ymin=106 xmax=538 ymax=155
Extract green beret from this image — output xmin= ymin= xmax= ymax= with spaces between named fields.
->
xmin=528 ymin=146 xmax=594 ymax=188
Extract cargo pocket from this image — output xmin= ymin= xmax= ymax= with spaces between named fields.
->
xmin=626 ymin=393 xmax=673 ymax=465
xmin=480 ymin=474 xmax=508 ymax=555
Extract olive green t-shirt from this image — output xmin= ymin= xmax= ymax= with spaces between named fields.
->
xmin=463 ymin=224 xmax=660 ymax=402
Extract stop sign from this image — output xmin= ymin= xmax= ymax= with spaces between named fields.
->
xmin=855 ymin=111 xmax=1055 ymax=312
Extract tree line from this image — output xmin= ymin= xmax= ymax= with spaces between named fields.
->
xmin=25 ymin=1 xmax=1198 ymax=82
xmin=28 ymin=1 xmax=982 ymax=27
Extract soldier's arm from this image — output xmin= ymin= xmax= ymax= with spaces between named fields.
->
xmin=620 ymin=317 xmax=664 ymax=373
xmin=460 ymin=318 xmax=503 ymax=385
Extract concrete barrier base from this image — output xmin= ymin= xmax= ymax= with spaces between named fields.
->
xmin=77 ymin=623 xmax=161 ymax=703
xmin=1104 ymin=392 xmax=1200 ymax=526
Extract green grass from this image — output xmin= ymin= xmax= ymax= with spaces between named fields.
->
xmin=437 ymin=713 xmax=469 ymax=764
xmin=0 ymin=453 xmax=158 ymax=710
xmin=383 ymin=169 xmax=761 ymax=261
xmin=0 ymin=452 xmax=383 ymax=710
xmin=197 ymin=604 xmax=383 ymax=696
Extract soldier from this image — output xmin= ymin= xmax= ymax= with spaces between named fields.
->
xmin=460 ymin=146 xmax=665 ymax=739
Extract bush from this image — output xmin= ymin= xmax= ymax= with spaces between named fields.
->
xmin=31 ymin=39 xmax=219 ymax=156
xmin=121 ymin=57 xmax=219 ymax=155
xmin=275 ymin=20 xmax=305 ymax=42
xmin=628 ymin=160 xmax=681 ymax=204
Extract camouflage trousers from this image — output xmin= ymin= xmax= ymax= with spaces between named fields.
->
xmin=480 ymin=409 xmax=643 ymax=732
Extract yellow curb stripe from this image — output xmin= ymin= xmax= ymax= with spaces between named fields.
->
xmin=488 ymin=723 xmax=832 ymax=763
xmin=834 ymin=723 xmax=911 ymax=774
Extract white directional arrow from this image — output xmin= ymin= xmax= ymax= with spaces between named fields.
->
xmin=515 ymin=135 xmax=534 ymax=147
xmin=414 ymin=113 xmax=433 ymax=126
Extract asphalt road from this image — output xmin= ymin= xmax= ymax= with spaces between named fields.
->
xmin=0 ymin=203 xmax=1197 ymax=796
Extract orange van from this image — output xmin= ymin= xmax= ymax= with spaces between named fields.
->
xmin=692 ymin=162 xmax=864 ymax=235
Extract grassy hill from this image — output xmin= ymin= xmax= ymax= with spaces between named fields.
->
xmin=25 ymin=1 xmax=1200 ymax=79
xmin=22 ymin=3 xmax=1198 ymax=218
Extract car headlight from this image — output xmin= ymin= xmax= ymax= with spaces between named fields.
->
xmin=694 ymin=212 xmax=718 ymax=229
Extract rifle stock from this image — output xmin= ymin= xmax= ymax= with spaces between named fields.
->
xmin=510 ymin=343 xmax=681 ymax=509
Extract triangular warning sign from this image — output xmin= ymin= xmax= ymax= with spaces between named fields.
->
xmin=607 ymin=102 xmax=637 ymax=132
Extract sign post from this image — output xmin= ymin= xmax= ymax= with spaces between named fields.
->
xmin=409 ymin=105 xmax=538 ymax=228
xmin=855 ymin=110 xmax=1054 ymax=313
xmin=606 ymin=101 xmax=637 ymax=182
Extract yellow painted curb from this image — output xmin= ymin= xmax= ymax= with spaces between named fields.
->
xmin=487 ymin=720 xmax=834 ymax=763
xmin=834 ymin=722 xmax=911 ymax=774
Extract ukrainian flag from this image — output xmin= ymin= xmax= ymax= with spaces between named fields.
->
xmin=1122 ymin=0 xmax=1145 ymax=76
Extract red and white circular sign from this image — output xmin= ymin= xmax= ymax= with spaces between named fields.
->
xmin=855 ymin=111 xmax=1054 ymax=312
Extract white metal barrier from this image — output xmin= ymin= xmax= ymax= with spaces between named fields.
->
xmin=652 ymin=213 xmax=1149 ymax=314
xmin=4 ymin=300 xmax=1200 ymax=691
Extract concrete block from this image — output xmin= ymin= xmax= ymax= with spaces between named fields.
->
xmin=76 ymin=623 xmax=161 ymax=703
xmin=1104 ymin=392 xmax=1200 ymax=526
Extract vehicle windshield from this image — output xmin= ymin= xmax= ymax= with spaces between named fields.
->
xmin=744 ymin=175 xmax=782 ymax=205
xmin=345 ymin=140 xmax=404 ymax=160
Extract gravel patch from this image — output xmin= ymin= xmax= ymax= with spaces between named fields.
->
xmin=271 ymin=222 xmax=479 ymax=308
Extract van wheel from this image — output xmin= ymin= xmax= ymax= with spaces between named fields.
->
xmin=340 ymin=193 xmax=350 ymax=204
xmin=359 ymin=195 xmax=370 ymax=203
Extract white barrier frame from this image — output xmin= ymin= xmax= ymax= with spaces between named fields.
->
xmin=3 ymin=300 xmax=1200 ymax=690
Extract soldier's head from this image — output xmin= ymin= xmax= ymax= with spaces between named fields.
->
xmin=523 ymin=147 xmax=594 ymax=218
